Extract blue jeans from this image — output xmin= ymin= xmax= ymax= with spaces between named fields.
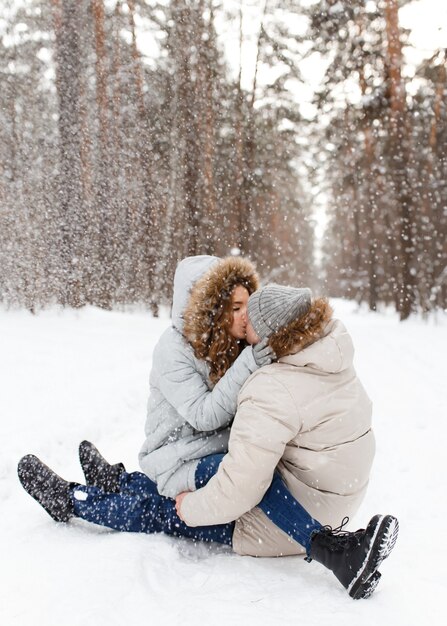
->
xmin=195 ymin=454 xmax=322 ymax=554
xmin=72 ymin=470 xmax=234 ymax=545
xmin=73 ymin=455 xmax=322 ymax=553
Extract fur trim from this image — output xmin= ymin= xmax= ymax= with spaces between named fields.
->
xmin=269 ymin=298 xmax=333 ymax=359
xmin=183 ymin=257 xmax=259 ymax=383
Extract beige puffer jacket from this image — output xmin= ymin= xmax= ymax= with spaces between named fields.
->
xmin=180 ymin=318 xmax=375 ymax=557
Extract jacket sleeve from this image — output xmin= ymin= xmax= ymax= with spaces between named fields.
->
xmin=158 ymin=344 xmax=259 ymax=433
xmin=179 ymin=372 xmax=299 ymax=526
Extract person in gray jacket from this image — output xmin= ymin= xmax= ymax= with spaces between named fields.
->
xmin=138 ymin=254 xmax=272 ymax=497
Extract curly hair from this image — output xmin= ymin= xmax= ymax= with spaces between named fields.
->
xmin=268 ymin=297 xmax=333 ymax=359
xmin=183 ymin=257 xmax=259 ymax=385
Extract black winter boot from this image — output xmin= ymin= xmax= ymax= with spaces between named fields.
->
xmin=307 ymin=514 xmax=399 ymax=600
xmin=17 ymin=454 xmax=77 ymax=522
xmin=79 ymin=440 xmax=125 ymax=493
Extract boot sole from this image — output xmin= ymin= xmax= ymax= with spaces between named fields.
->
xmin=356 ymin=570 xmax=382 ymax=600
xmin=349 ymin=514 xmax=399 ymax=599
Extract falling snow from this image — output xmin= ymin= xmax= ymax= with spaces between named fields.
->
xmin=1 ymin=300 xmax=445 ymax=625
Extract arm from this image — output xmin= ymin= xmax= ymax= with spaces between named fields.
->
xmin=158 ymin=342 xmax=260 ymax=433
xmin=178 ymin=372 xmax=299 ymax=526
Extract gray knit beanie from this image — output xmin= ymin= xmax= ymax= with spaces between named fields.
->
xmin=248 ymin=284 xmax=312 ymax=339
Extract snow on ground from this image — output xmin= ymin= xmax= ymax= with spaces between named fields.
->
xmin=1 ymin=301 xmax=445 ymax=626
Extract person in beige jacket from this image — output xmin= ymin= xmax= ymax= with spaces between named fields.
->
xmin=177 ymin=284 xmax=399 ymax=599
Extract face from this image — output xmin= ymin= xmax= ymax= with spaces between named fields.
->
xmin=228 ymin=285 xmax=249 ymax=340
xmin=245 ymin=318 xmax=261 ymax=346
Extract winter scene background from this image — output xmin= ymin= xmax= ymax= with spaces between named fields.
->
xmin=1 ymin=0 xmax=446 ymax=624
xmin=2 ymin=302 xmax=446 ymax=625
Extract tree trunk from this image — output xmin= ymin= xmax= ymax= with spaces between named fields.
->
xmin=357 ymin=52 xmax=378 ymax=311
xmin=384 ymin=0 xmax=414 ymax=320
xmin=92 ymin=0 xmax=116 ymax=308
xmin=52 ymin=0 xmax=84 ymax=308
xmin=232 ymin=1 xmax=246 ymax=253
xmin=195 ymin=0 xmax=217 ymax=253
xmin=128 ymin=0 xmax=159 ymax=313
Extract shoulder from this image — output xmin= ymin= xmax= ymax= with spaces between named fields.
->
xmin=157 ymin=328 xmax=213 ymax=386
xmin=154 ymin=327 xmax=198 ymax=367
xmin=239 ymin=365 xmax=297 ymax=413
xmin=156 ymin=326 xmax=189 ymax=350
xmin=231 ymin=366 xmax=301 ymax=439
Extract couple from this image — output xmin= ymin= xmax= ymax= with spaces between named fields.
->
xmin=18 ymin=255 xmax=398 ymax=600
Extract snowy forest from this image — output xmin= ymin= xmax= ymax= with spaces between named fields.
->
xmin=0 ymin=0 xmax=446 ymax=320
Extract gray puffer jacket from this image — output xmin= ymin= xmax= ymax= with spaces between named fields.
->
xmin=139 ymin=255 xmax=260 ymax=497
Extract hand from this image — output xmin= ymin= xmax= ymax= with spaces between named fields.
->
xmin=252 ymin=337 xmax=276 ymax=367
xmin=175 ymin=491 xmax=190 ymax=521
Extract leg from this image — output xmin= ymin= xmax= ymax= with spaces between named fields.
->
xmin=72 ymin=484 xmax=234 ymax=545
xmin=195 ymin=453 xmax=225 ymax=488
xmin=257 ymin=474 xmax=399 ymax=598
xmin=119 ymin=471 xmax=159 ymax=497
xmin=78 ymin=441 xmax=159 ymax=497
xmin=18 ymin=453 xmax=234 ymax=545
xmin=192 ymin=456 xmax=399 ymax=599
xmin=258 ymin=472 xmax=322 ymax=555
xmin=195 ymin=456 xmax=321 ymax=554
xmin=77 ymin=448 xmax=233 ymax=543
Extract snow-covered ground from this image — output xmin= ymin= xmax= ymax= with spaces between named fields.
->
xmin=1 ymin=301 xmax=445 ymax=626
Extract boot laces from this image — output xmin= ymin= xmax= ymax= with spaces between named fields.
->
xmin=322 ymin=516 xmax=350 ymax=535
xmin=318 ymin=517 xmax=360 ymax=552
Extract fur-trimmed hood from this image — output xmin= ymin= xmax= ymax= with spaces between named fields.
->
xmin=171 ymin=255 xmax=220 ymax=332
xmin=279 ymin=318 xmax=354 ymax=374
xmin=268 ymin=297 xmax=333 ymax=360
xmin=183 ymin=256 xmax=259 ymax=348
